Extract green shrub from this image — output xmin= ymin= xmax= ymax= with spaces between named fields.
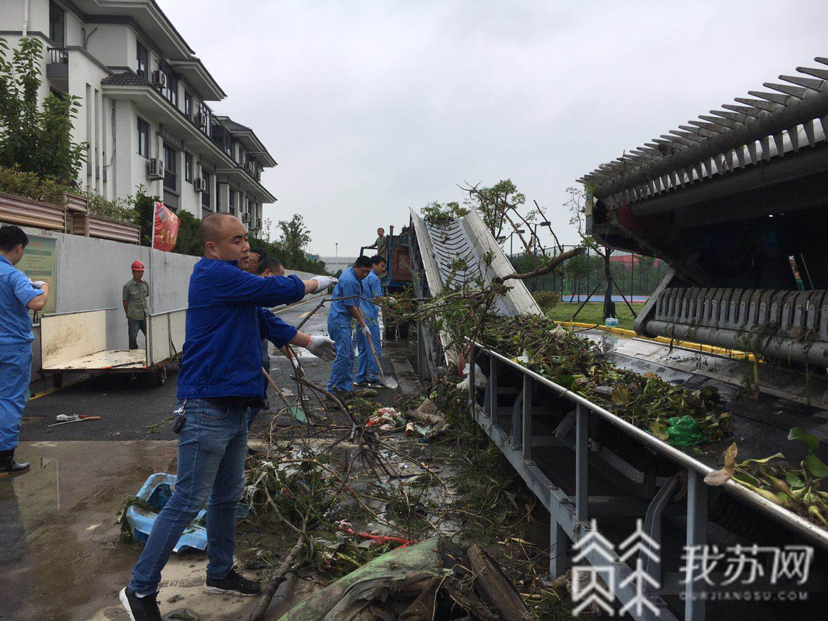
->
xmin=0 ymin=164 xmax=70 ymax=203
xmin=82 ymin=190 xmax=138 ymax=223
xmin=533 ymin=290 xmax=560 ymax=312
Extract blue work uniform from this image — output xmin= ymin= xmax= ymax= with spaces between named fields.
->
xmin=177 ymin=258 xmax=303 ymax=399
xmin=0 ymin=255 xmax=44 ymax=451
xmin=326 ymin=266 xmax=364 ymax=392
xmin=247 ymin=308 xmax=298 ymax=429
xmin=355 ymin=270 xmax=382 ymax=384
xmin=129 ymin=257 xmax=305 ymax=596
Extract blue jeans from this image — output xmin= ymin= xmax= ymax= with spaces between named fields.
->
xmin=327 ymin=319 xmax=355 ymax=392
xmin=246 ymin=405 xmax=263 ymax=430
xmin=0 ymin=344 xmax=32 ymax=451
xmin=129 ymin=399 xmax=248 ymax=594
xmin=355 ymin=321 xmax=381 ymax=383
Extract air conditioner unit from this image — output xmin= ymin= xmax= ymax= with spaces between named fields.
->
xmin=148 ymin=158 xmax=164 ymax=179
xmin=151 ymin=70 xmax=167 ymax=88
xmin=241 ymin=212 xmax=250 ymax=223
xmin=194 ymin=177 xmax=207 ymax=192
xmin=194 ymin=112 xmax=207 ymax=129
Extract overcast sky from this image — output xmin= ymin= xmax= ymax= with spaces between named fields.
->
xmin=163 ymin=0 xmax=828 ymax=256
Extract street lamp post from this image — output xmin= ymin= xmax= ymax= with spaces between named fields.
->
xmin=335 ymin=243 xmax=338 ymax=258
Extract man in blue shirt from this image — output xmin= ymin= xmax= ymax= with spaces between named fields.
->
xmin=355 ymin=255 xmax=387 ymax=387
xmin=327 ymin=256 xmax=372 ymax=395
xmin=0 ymin=225 xmax=50 ymax=474
xmin=121 ymin=214 xmax=336 ymax=620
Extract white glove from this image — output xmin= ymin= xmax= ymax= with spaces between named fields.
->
xmin=311 ymin=276 xmax=338 ymax=291
xmin=361 ymin=325 xmax=371 ymax=337
xmin=386 ymin=296 xmax=397 ymax=305
xmin=307 ymin=335 xmax=336 ymax=361
xmin=30 ymin=280 xmax=47 ymax=288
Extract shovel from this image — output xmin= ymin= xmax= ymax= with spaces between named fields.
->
xmin=365 ymin=334 xmax=398 ymax=389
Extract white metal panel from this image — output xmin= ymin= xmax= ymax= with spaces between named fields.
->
xmin=48 ymin=349 xmax=146 ymax=370
xmin=462 ymin=208 xmax=542 ymax=316
xmin=147 ymin=308 xmax=186 ymax=366
xmin=41 ymin=310 xmax=108 ymax=370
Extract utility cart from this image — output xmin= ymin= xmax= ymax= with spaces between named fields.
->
xmin=40 ymin=307 xmax=186 ymax=387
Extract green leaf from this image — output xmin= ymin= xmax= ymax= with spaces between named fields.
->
xmin=740 ymin=453 xmax=785 ymax=466
xmin=788 ymin=427 xmax=819 ymax=452
xmin=805 ymin=452 xmax=828 ymax=478
xmin=785 ymin=472 xmax=805 ymax=489
xmin=733 ymin=471 xmax=762 ymax=488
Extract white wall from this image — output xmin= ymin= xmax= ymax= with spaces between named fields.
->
xmin=20 ymin=224 xmax=319 ymax=378
xmin=84 ymin=23 xmax=131 ymax=67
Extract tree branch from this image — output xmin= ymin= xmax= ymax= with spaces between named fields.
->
xmin=497 ymin=246 xmax=585 ymax=282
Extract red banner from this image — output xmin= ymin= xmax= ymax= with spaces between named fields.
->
xmin=152 ymin=201 xmax=180 ymax=252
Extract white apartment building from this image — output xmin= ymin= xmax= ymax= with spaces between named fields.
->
xmin=0 ymin=0 xmax=276 ymax=234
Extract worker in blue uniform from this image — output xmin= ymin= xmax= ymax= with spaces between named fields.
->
xmin=355 ymin=255 xmax=387 ymax=387
xmin=120 ymin=214 xmax=337 ymax=620
xmin=0 ymin=225 xmax=50 ymax=474
xmin=327 ymin=256 xmax=373 ymax=395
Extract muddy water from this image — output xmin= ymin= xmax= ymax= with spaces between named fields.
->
xmin=0 ymin=441 xmax=180 ymax=620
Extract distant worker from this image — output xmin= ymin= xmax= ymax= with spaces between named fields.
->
xmin=365 ymin=227 xmax=388 ymax=259
xmin=248 ymin=247 xmax=268 ymax=274
xmin=355 ymin=255 xmax=386 ymax=388
xmin=120 ymin=214 xmax=336 ymax=618
xmin=327 ymin=256 xmax=372 ymax=396
xmin=123 ymin=260 xmax=149 ymax=350
xmin=248 ymin=257 xmax=300 ymax=430
xmin=0 ymin=225 xmax=50 ymax=474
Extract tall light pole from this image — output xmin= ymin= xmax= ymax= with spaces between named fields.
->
xmin=509 ymin=229 xmax=526 ymax=256
xmin=335 ymin=242 xmax=338 ymax=258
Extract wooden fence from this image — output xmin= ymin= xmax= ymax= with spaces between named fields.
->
xmin=0 ymin=192 xmax=140 ymax=244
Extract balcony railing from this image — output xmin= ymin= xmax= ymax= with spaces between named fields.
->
xmin=47 ymin=48 xmax=69 ymax=85
xmin=47 ymin=47 xmax=68 ymax=64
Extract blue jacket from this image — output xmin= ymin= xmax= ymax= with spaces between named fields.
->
xmin=329 ymin=266 xmax=364 ymax=325
xmin=360 ymin=271 xmax=382 ymax=321
xmin=177 ymin=257 xmax=304 ymax=399
xmin=0 ymin=255 xmax=44 ymax=347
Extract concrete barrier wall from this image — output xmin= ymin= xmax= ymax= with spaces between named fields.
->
xmin=20 ymin=225 xmax=323 ymax=379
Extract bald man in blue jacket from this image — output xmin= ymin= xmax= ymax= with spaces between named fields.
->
xmin=121 ymin=214 xmax=336 ymax=619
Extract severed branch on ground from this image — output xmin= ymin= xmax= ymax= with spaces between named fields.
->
xmin=248 ymin=533 xmax=306 ymax=621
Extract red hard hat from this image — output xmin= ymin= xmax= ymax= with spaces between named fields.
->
xmin=131 ymin=260 xmax=146 ymax=271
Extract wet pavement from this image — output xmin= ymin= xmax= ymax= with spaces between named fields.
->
xmin=2 ymin=297 xmax=406 ymax=620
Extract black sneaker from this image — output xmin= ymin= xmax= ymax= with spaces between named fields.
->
xmin=204 ymin=568 xmax=262 ymax=597
xmin=119 ymin=587 xmax=161 ymax=621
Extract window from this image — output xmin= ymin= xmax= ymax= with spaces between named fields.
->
xmin=137 ymin=117 xmax=149 ymax=158
xmin=49 ymin=2 xmax=65 ymax=48
xmin=185 ymin=152 xmax=193 ymax=183
xmin=197 ymin=103 xmax=212 ymax=136
xmin=202 ymin=171 xmax=211 ymax=208
xmin=159 ymin=62 xmax=177 ymax=107
xmin=137 ymin=42 xmax=149 ymax=78
xmin=229 ymin=189 xmax=236 ymax=215
xmin=184 ymin=91 xmax=192 ymax=119
xmin=163 ymin=144 xmax=177 ymax=191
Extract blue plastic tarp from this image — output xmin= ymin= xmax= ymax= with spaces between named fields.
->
xmin=125 ymin=473 xmax=249 ymax=553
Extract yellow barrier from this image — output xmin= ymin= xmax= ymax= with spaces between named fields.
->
xmin=556 ymin=321 xmax=755 ymax=362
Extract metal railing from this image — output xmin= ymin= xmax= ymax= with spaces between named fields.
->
xmin=463 ymin=340 xmax=828 ymax=620
xmin=47 ymin=47 xmax=68 ymax=64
